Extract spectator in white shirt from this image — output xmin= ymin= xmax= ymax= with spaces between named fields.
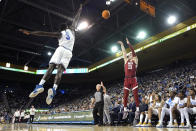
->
xmin=14 ymin=109 xmax=20 ymax=123
xmin=20 ymin=110 xmax=25 ymax=123
xmin=30 ymin=105 xmax=36 ymax=123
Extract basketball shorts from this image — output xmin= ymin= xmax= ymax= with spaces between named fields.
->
xmin=49 ymin=46 xmax=72 ymax=69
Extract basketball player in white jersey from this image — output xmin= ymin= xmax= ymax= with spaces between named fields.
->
xmin=185 ymin=88 xmax=196 ymax=127
xmin=19 ymin=4 xmax=83 ymax=105
xmin=156 ymin=91 xmax=179 ymax=128
xmin=144 ymin=94 xmax=162 ymax=127
xmin=177 ymin=91 xmax=191 ymax=128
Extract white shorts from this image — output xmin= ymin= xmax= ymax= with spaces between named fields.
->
xmin=186 ymin=107 xmax=196 ymax=114
xmin=49 ymin=46 xmax=72 ymax=69
xmin=152 ymin=109 xmax=158 ymax=115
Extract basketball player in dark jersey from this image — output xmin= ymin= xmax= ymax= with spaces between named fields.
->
xmin=117 ymin=38 xmax=139 ymax=119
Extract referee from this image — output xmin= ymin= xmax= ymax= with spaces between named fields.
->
xmin=91 ymin=82 xmax=106 ymax=126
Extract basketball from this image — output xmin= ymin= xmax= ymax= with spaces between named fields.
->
xmin=102 ymin=10 xmax=110 ymax=19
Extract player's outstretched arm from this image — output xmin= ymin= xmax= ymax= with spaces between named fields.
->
xmin=126 ymin=37 xmax=137 ymax=57
xmin=71 ymin=4 xmax=83 ymax=30
xmin=117 ymin=41 xmax=128 ymax=63
xmin=19 ymin=29 xmax=61 ymax=38
xmin=126 ymin=37 xmax=138 ymax=66
xmin=101 ymin=81 xmax=106 ymax=93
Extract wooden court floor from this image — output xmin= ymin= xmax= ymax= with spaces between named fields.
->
xmin=0 ymin=124 xmax=194 ymax=131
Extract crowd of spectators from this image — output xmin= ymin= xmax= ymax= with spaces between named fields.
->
xmin=1 ymin=59 xmax=196 ymax=128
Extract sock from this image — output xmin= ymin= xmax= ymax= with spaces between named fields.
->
xmin=132 ymin=87 xmax=139 ymax=107
xmin=140 ymin=114 xmax=144 ymax=123
xmin=174 ymin=119 xmax=177 ymax=123
xmin=144 ymin=114 xmax=148 ymax=123
xmin=136 ymin=107 xmax=139 ymax=112
xmin=53 ymin=84 xmax=58 ymax=90
xmin=123 ymin=87 xmax=130 ymax=107
xmin=39 ymin=79 xmax=46 ymax=86
xmin=149 ymin=119 xmax=151 ymax=123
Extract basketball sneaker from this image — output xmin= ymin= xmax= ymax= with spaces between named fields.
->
xmin=156 ymin=122 xmax=163 ymax=128
xmin=136 ymin=122 xmax=142 ymax=127
xmin=29 ymin=85 xmax=44 ymax=98
xmin=46 ymin=88 xmax=56 ymax=105
xmin=179 ymin=123 xmax=185 ymax=128
xmin=142 ymin=122 xmax=148 ymax=127
xmin=167 ymin=122 xmax=173 ymax=128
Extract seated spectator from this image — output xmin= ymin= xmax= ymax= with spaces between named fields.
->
xmin=177 ymin=91 xmax=190 ymax=128
xmin=13 ymin=109 xmax=20 ymax=124
xmin=145 ymin=94 xmax=162 ymax=127
xmin=127 ymin=97 xmax=136 ymax=125
xmin=136 ymin=97 xmax=148 ymax=126
xmin=156 ymin=91 xmax=179 ymax=128
xmin=185 ymin=88 xmax=196 ymax=127
xmin=110 ymin=100 xmax=121 ymax=125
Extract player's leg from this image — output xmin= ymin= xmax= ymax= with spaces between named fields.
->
xmin=131 ymin=78 xmax=140 ymax=122
xmin=122 ymin=79 xmax=130 ymax=119
xmin=46 ymin=64 xmax=65 ymax=105
xmin=136 ymin=112 xmax=144 ymax=126
xmin=179 ymin=108 xmax=185 ymax=128
xmin=184 ymin=107 xmax=191 ymax=127
xmin=143 ymin=112 xmax=148 ymax=126
xmin=29 ymin=63 xmax=56 ymax=98
xmin=171 ymin=108 xmax=179 ymax=127
xmin=167 ymin=108 xmax=173 ymax=127
xmin=132 ymin=78 xmax=139 ymax=111
xmin=156 ymin=107 xmax=168 ymax=127
xmin=147 ymin=107 xmax=153 ymax=126
xmin=46 ymin=48 xmax=72 ymax=105
xmin=29 ymin=47 xmax=61 ymax=98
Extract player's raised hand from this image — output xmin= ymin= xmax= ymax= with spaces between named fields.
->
xmin=101 ymin=81 xmax=104 ymax=87
xmin=117 ymin=41 xmax=123 ymax=45
xmin=19 ymin=29 xmax=30 ymax=35
xmin=126 ymin=37 xmax=131 ymax=45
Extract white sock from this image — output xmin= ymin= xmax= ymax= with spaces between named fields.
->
xmin=140 ymin=114 xmax=144 ymax=123
xmin=144 ymin=114 xmax=148 ymax=123
xmin=53 ymin=84 xmax=58 ymax=90
xmin=149 ymin=119 xmax=151 ymax=123
xmin=174 ymin=119 xmax=177 ymax=123
xmin=39 ymin=79 xmax=46 ymax=86
xmin=136 ymin=107 xmax=139 ymax=112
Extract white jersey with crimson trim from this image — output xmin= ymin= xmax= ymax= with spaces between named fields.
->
xmin=58 ymin=29 xmax=75 ymax=52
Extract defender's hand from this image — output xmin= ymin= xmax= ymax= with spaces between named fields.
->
xmin=117 ymin=41 xmax=123 ymax=45
xmin=126 ymin=37 xmax=131 ymax=45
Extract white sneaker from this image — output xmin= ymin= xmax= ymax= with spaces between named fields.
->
xmin=179 ymin=123 xmax=185 ymax=128
xmin=136 ymin=122 xmax=142 ymax=127
xmin=185 ymin=124 xmax=192 ymax=128
xmin=167 ymin=122 xmax=173 ymax=128
xmin=170 ymin=123 xmax=178 ymax=128
xmin=46 ymin=88 xmax=56 ymax=105
xmin=156 ymin=122 xmax=163 ymax=128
